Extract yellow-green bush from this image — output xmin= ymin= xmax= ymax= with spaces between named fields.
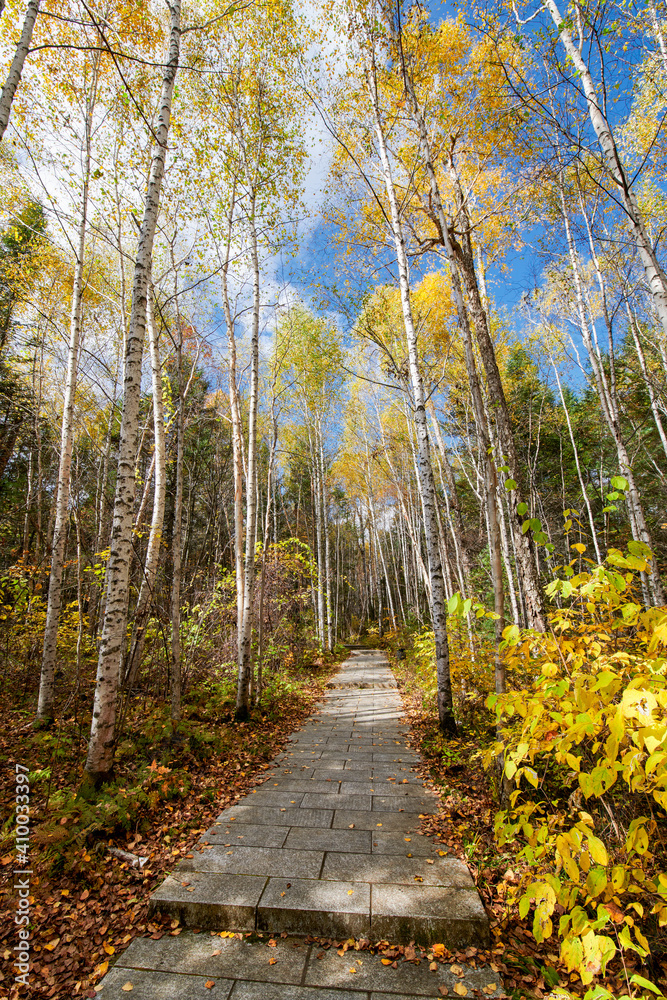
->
xmin=485 ymin=543 xmax=667 ymax=997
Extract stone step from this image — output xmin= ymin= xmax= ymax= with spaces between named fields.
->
xmin=96 ymin=929 xmax=503 ymax=1000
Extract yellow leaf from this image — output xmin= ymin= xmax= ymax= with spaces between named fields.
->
xmin=588 ymin=835 xmax=608 ymax=866
xmin=95 ymin=961 xmax=109 ymax=976
xmin=454 ymin=984 xmax=468 ymax=996
xmin=348 ymin=889 xmax=354 ymax=895
xmin=44 ymin=938 xmax=60 ymax=951
xmin=121 ymin=985 xmax=134 ymax=992
xmin=381 ymin=958 xmax=392 ymax=965
xmin=103 ymin=941 xmax=115 ymax=955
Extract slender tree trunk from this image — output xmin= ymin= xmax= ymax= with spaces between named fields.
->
xmin=455 ymin=271 xmax=505 ymax=689
xmin=83 ymin=2 xmax=181 ymax=786
xmin=400 ymin=63 xmax=544 ymax=630
xmin=123 ymin=284 xmax=166 ymax=690
xmin=0 ymin=0 xmax=40 ymax=140
xmin=318 ymin=422 xmax=334 ymax=651
xmin=447 ymin=160 xmax=545 ymax=630
xmin=221 ymin=202 xmax=246 ymax=668
xmin=560 ymin=180 xmax=665 ymax=604
xmin=626 ymin=303 xmax=667 ymax=464
xmin=256 ymin=407 xmax=278 ymax=704
xmin=236 ymin=202 xmax=260 ymax=719
xmin=545 ymin=0 xmax=667 ymax=338
xmin=549 ymin=352 xmax=602 ymax=563
xmin=361 ymin=43 xmax=455 ymax=732
xmin=313 ymin=450 xmax=326 ymax=647
xmin=36 ymin=98 xmax=93 ymax=723
xmin=170 ymin=334 xmax=184 ymax=725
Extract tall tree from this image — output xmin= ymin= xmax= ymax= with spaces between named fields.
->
xmin=84 ymin=0 xmax=182 ymax=786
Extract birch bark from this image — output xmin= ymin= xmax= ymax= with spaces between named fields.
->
xmin=358 ymin=35 xmax=455 ymax=732
xmin=236 ymin=202 xmax=260 ymax=719
xmin=0 ymin=0 xmax=40 ymax=140
xmin=559 ymin=182 xmax=665 ymax=604
xmin=37 ymin=75 xmax=95 ymax=724
xmin=545 ymin=0 xmax=667 ymax=338
xmin=84 ymin=0 xmax=181 ymax=785
xmin=122 ymin=283 xmax=166 ymax=691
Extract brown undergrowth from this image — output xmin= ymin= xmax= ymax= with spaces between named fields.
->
xmin=0 ymin=656 xmax=338 ymax=999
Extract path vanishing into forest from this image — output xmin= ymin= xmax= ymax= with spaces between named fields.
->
xmin=97 ymin=651 xmax=498 ymax=999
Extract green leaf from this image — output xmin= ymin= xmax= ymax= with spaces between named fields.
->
xmin=610 ymin=476 xmax=628 ymax=491
xmin=630 ymin=974 xmax=664 ymax=995
xmin=505 ymin=478 xmax=517 ymax=490
xmin=517 ymin=502 xmax=528 ymax=515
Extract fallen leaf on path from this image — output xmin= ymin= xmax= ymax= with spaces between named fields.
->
xmin=205 ymin=980 xmax=216 ymax=988
xmin=454 ymin=984 xmax=468 ymax=996
xmin=121 ymin=984 xmax=133 ymax=992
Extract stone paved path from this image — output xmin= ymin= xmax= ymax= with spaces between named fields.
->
xmin=96 ymin=650 xmax=497 ymax=999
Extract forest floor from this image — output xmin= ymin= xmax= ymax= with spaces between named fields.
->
xmin=398 ymin=687 xmax=667 ymax=1000
xmin=0 ymin=657 xmax=339 ymax=999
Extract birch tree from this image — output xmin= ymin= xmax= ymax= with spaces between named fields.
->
xmin=344 ymin=1 xmax=456 ymax=732
xmin=84 ymin=0 xmax=181 ymax=786
xmin=0 ymin=0 xmax=40 ymax=139
xmin=36 ymin=50 xmax=100 ymax=724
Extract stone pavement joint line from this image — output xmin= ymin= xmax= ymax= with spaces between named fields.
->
xmin=97 ymin=650 xmax=496 ymax=999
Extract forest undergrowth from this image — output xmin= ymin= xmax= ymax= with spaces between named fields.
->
xmin=391 ymin=544 xmax=667 ymax=1000
xmin=0 ymin=646 xmax=339 ymax=999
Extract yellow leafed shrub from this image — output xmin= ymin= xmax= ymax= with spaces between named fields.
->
xmin=484 ymin=543 xmax=667 ymax=995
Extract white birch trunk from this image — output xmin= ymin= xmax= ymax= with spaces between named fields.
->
xmin=626 ymin=305 xmax=667 ymax=463
xmin=0 ymin=0 xmax=40 ymax=140
xmin=360 ymin=42 xmax=455 ymax=732
xmin=545 ymin=0 xmax=667 ymax=338
xmin=84 ymin=1 xmax=181 ymax=784
xmin=549 ymin=352 xmax=602 ymax=563
xmin=221 ymin=208 xmax=246 ymax=664
xmin=236 ymin=204 xmax=260 ymax=719
xmin=170 ymin=336 xmax=184 ymax=725
xmin=36 ymin=100 xmax=93 ymax=723
xmin=123 ymin=284 xmax=166 ymax=690
xmin=560 ymin=184 xmax=665 ymax=603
